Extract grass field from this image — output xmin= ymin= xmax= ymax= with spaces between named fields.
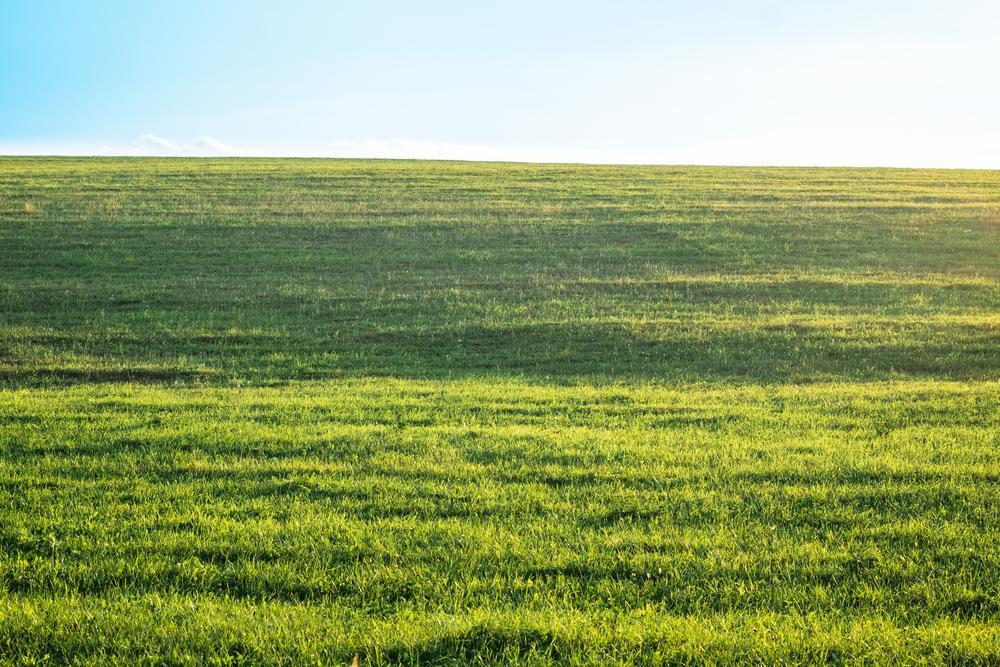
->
xmin=0 ymin=158 xmax=998 ymax=664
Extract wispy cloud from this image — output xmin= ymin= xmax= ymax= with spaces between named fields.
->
xmin=95 ymin=134 xmax=240 ymax=156
xmin=192 ymin=136 xmax=235 ymax=154
xmin=137 ymin=133 xmax=183 ymax=153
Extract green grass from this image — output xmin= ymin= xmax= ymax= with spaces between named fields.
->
xmin=0 ymin=157 xmax=998 ymax=664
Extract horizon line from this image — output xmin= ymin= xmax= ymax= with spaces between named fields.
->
xmin=1 ymin=153 xmax=999 ymax=172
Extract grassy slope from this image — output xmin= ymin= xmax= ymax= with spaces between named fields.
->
xmin=0 ymin=158 xmax=998 ymax=664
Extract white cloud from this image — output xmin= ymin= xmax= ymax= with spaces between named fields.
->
xmin=193 ymin=136 xmax=236 ymax=154
xmin=137 ymin=133 xmax=183 ymax=153
xmin=94 ymin=134 xmax=241 ymax=157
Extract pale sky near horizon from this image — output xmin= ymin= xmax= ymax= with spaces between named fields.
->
xmin=3 ymin=1 xmax=999 ymax=167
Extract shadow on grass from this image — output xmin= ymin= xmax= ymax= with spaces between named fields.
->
xmin=293 ymin=321 xmax=998 ymax=385
xmin=2 ymin=318 xmax=997 ymax=388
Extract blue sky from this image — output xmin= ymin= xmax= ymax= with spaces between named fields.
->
xmin=3 ymin=1 xmax=999 ymax=166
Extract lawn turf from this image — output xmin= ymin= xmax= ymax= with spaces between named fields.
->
xmin=0 ymin=158 xmax=998 ymax=664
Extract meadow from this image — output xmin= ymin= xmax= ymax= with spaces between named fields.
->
xmin=0 ymin=158 xmax=997 ymax=664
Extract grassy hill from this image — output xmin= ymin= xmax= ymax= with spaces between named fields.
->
xmin=1 ymin=158 xmax=998 ymax=664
